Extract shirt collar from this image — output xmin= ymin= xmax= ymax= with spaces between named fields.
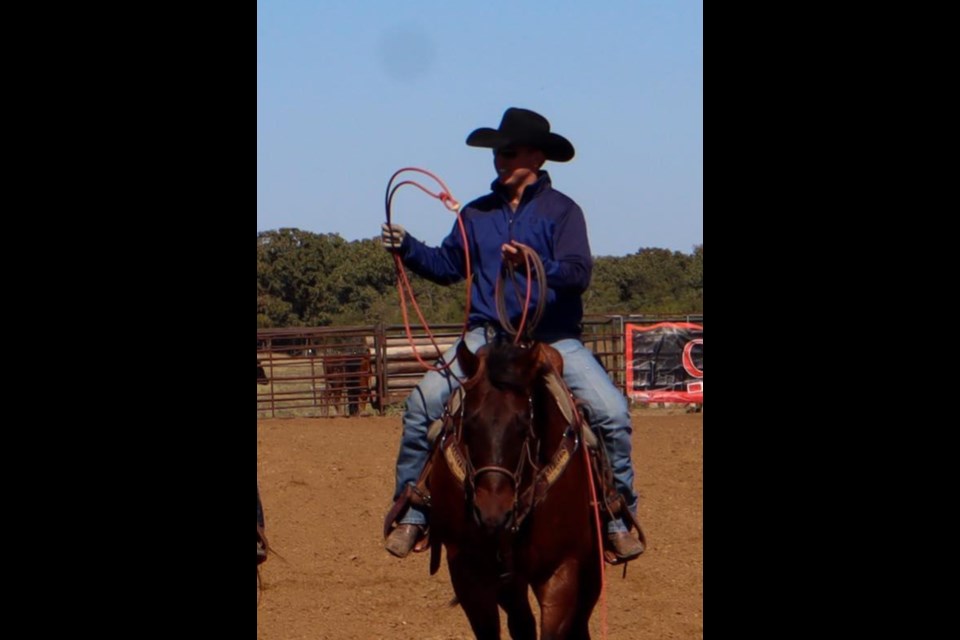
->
xmin=490 ymin=170 xmax=552 ymax=204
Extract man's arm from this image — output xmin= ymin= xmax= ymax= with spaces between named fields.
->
xmin=543 ymin=204 xmax=592 ymax=292
xmin=383 ymin=219 xmax=467 ymax=286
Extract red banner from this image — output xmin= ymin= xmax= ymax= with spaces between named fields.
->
xmin=624 ymin=322 xmax=703 ymax=404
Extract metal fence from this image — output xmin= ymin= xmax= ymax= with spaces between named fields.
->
xmin=257 ymin=314 xmax=702 ymax=418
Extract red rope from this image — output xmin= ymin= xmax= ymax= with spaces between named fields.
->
xmin=583 ymin=433 xmax=609 ymax=640
xmin=385 ymin=167 xmax=472 ymax=372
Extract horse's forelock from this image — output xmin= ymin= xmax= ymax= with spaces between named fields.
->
xmin=482 ymin=343 xmax=548 ymax=394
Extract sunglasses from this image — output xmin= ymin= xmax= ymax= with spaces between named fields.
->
xmin=494 ymin=148 xmax=518 ymax=159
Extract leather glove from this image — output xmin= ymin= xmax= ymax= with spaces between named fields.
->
xmin=381 ymin=223 xmax=406 ymax=252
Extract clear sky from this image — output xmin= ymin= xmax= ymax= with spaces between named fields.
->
xmin=257 ymin=0 xmax=702 ymax=257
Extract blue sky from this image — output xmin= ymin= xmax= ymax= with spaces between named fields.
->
xmin=257 ymin=0 xmax=702 ymax=257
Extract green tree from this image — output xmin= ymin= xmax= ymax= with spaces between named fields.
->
xmin=257 ymin=229 xmax=701 ymax=327
xmin=257 ymin=229 xmax=343 ymax=327
xmin=584 ymin=245 xmax=702 ymax=315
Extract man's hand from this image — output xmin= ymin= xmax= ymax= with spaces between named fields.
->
xmin=381 ymin=223 xmax=406 ymax=252
xmin=501 ymin=241 xmax=529 ymax=269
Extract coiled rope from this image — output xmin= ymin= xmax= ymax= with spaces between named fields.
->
xmin=495 ymin=242 xmax=547 ymax=343
xmin=384 ymin=167 xmax=472 ymax=371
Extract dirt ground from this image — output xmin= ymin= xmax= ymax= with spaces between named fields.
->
xmin=257 ymin=409 xmax=703 ymax=639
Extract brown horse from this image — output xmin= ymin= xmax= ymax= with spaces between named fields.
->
xmin=427 ymin=339 xmax=602 ymax=639
xmin=258 ymin=360 xmax=269 ymax=602
xmin=257 ymin=482 xmax=268 ymax=604
xmin=322 ymin=350 xmax=380 ymax=416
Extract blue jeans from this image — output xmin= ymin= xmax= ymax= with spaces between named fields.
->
xmin=394 ymin=327 xmax=638 ymax=534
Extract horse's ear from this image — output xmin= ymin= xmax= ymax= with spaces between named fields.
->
xmin=535 ymin=343 xmax=564 ymax=376
xmin=456 ymin=339 xmax=480 ymax=379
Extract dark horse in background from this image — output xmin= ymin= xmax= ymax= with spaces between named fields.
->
xmin=322 ymin=349 xmax=380 ymax=416
xmin=428 ymin=340 xmax=602 ymax=639
xmin=258 ymin=360 xmax=269 ymax=600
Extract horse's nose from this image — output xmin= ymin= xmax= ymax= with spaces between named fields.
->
xmin=473 ymin=477 xmax=514 ymax=532
xmin=473 ymin=502 xmax=510 ymax=531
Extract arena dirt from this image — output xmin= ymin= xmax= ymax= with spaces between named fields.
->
xmin=257 ymin=409 xmax=702 ymax=639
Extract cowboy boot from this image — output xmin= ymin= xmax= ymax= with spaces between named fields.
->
xmin=385 ymin=523 xmax=425 ymax=558
xmin=607 ymin=530 xmax=645 ymax=561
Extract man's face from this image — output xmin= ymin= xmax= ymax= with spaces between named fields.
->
xmin=493 ymin=145 xmax=544 ymax=189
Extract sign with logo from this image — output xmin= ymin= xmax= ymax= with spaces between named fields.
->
xmin=624 ymin=322 xmax=703 ymax=404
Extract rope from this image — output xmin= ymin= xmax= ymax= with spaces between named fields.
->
xmin=495 ymin=242 xmax=547 ymax=343
xmin=385 ymin=167 xmax=472 ymax=372
xmin=583 ymin=430 xmax=609 ymax=640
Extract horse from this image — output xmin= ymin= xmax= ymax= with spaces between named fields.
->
xmin=257 ymin=483 xmax=268 ymax=564
xmin=321 ymin=350 xmax=380 ymax=416
xmin=257 ymin=482 xmax=269 ymax=603
xmin=427 ymin=339 xmax=602 ymax=639
xmin=258 ymin=360 xmax=269 ymax=601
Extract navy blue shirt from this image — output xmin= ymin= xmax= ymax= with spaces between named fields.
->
xmin=399 ymin=171 xmax=592 ymax=340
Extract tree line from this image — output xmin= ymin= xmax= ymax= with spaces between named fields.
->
xmin=257 ymin=229 xmax=702 ymax=328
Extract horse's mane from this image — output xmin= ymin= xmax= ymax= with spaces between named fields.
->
xmin=482 ymin=342 xmax=549 ymax=395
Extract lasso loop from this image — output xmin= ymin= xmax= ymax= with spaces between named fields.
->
xmin=385 ymin=168 xmax=471 ymax=372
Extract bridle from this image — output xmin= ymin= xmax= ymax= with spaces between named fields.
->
xmin=438 ymin=369 xmax=581 ymax=534
xmin=465 ymin=394 xmax=537 ymax=505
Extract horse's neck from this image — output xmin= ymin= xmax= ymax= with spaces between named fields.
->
xmin=534 ymin=388 xmax=569 ymax=462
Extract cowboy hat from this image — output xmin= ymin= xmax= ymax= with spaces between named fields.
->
xmin=466 ymin=107 xmax=575 ymax=162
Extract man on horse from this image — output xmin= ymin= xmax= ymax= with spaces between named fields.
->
xmin=381 ymin=107 xmax=645 ymax=563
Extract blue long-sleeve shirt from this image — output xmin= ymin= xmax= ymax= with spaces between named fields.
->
xmin=398 ymin=171 xmax=592 ymax=340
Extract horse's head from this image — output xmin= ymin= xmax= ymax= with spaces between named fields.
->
xmin=455 ymin=339 xmax=561 ymax=533
xmin=257 ymin=360 xmax=269 ymax=385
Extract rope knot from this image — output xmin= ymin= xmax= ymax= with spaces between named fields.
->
xmin=439 ymin=192 xmax=460 ymax=212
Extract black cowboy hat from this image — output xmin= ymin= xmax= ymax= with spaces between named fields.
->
xmin=466 ymin=107 xmax=575 ymax=162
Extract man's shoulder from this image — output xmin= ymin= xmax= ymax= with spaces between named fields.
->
xmin=537 ymin=186 xmax=582 ymax=215
xmin=542 ymin=186 xmax=577 ymax=205
xmin=463 ymin=192 xmax=500 ymax=213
